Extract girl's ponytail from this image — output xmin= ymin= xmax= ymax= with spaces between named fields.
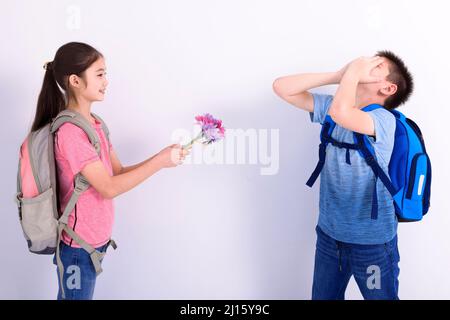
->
xmin=30 ymin=42 xmax=103 ymax=132
xmin=31 ymin=62 xmax=66 ymax=132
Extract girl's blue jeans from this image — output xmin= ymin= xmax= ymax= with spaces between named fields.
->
xmin=53 ymin=241 xmax=109 ymax=300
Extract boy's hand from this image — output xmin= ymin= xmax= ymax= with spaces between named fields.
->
xmin=343 ymin=56 xmax=384 ymax=84
xmin=337 ymin=62 xmax=351 ymax=81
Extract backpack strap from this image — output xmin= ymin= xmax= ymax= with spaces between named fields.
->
xmin=360 ymin=103 xmax=384 ymax=113
xmin=55 ymin=173 xmax=89 ymax=299
xmin=56 ymin=221 xmax=117 ymax=299
xmin=91 ymin=112 xmax=109 ymax=138
xmin=91 ymin=112 xmax=111 ymax=154
xmin=423 ymin=156 xmax=432 ymax=213
xmin=353 ymin=134 xmax=397 ymax=197
xmin=306 ymin=115 xmax=337 ymax=187
xmin=352 ymin=104 xmax=397 ymax=220
xmin=354 ymin=104 xmax=397 ymax=198
xmin=50 ymin=110 xmax=103 ymax=224
xmin=50 ymin=110 xmax=102 ymax=155
xmin=307 ymin=103 xmax=397 ymax=220
xmin=55 ymin=173 xmax=117 ymax=299
xmin=15 ymin=156 xmax=23 ymax=219
xmin=50 ymin=110 xmax=117 ymax=299
xmin=353 ymin=133 xmax=397 ymax=220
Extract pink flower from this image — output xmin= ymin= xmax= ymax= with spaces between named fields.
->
xmin=183 ymin=113 xmax=226 ymax=149
xmin=195 ymin=113 xmax=225 ymax=144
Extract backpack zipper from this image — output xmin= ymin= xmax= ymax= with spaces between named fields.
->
xmin=406 ymin=153 xmax=424 ymax=199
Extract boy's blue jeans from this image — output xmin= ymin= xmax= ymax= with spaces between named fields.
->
xmin=53 ymin=242 xmax=109 ymax=300
xmin=312 ymin=225 xmax=400 ymax=300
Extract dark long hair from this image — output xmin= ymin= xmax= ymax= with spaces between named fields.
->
xmin=31 ymin=42 xmax=103 ymax=132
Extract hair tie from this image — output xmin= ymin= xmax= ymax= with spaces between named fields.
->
xmin=43 ymin=61 xmax=53 ymax=71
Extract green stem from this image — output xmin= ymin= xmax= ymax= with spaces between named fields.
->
xmin=182 ymin=132 xmax=203 ymax=149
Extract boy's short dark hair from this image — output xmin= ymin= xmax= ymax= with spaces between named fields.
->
xmin=376 ymin=50 xmax=414 ymax=110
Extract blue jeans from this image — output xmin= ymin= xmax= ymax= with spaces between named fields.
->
xmin=312 ymin=225 xmax=400 ymax=300
xmin=52 ymin=242 xmax=109 ymax=300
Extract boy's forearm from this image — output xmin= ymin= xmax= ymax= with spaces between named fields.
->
xmin=274 ymin=72 xmax=341 ymax=96
xmin=329 ymin=71 xmax=359 ymax=115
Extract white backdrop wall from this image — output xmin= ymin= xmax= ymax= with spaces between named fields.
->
xmin=1 ymin=0 xmax=449 ymax=299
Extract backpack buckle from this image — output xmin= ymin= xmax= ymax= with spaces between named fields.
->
xmin=74 ymin=184 xmax=86 ymax=194
xmin=365 ymin=155 xmax=376 ymax=165
xmin=73 ymin=174 xmax=90 ymax=194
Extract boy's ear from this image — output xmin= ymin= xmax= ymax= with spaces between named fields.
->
xmin=380 ymin=82 xmax=397 ymax=97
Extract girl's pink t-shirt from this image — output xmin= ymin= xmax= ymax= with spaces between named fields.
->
xmin=54 ymin=117 xmax=114 ymax=248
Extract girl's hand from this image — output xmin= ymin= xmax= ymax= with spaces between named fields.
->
xmin=345 ymin=56 xmax=384 ymax=84
xmin=155 ymin=144 xmax=190 ymax=168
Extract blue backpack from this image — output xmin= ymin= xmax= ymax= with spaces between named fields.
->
xmin=306 ymin=104 xmax=432 ymax=222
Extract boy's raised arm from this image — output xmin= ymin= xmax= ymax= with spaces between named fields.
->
xmin=273 ymin=71 xmax=343 ymax=112
xmin=328 ymin=57 xmax=384 ymax=136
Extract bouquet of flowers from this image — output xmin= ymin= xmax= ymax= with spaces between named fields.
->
xmin=183 ymin=113 xmax=226 ymax=149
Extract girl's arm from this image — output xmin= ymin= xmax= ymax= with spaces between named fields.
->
xmin=110 ymin=150 xmax=155 ymax=175
xmin=273 ymin=71 xmax=343 ymax=112
xmin=81 ymin=144 xmax=188 ymax=199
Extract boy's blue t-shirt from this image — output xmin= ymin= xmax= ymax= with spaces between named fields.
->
xmin=309 ymin=93 xmax=398 ymax=245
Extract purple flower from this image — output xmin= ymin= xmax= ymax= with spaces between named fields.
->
xmin=183 ymin=113 xmax=225 ymax=149
xmin=195 ymin=113 xmax=225 ymax=144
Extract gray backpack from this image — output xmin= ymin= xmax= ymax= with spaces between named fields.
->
xmin=15 ymin=110 xmax=117 ymax=298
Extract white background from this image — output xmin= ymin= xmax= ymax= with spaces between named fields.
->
xmin=1 ymin=0 xmax=449 ymax=299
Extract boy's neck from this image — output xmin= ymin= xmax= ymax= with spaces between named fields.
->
xmin=355 ymin=97 xmax=385 ymax=109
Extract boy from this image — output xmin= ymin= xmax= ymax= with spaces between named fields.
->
xmin=273 ymin=51 xmax=414 ymax=300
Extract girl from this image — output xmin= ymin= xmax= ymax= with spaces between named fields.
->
xmin=31 ymin=42 xmax=189 ymax=300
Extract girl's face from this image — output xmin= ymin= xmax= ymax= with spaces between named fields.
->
xmin=70 ymin=57 xmax=108 ymax=102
